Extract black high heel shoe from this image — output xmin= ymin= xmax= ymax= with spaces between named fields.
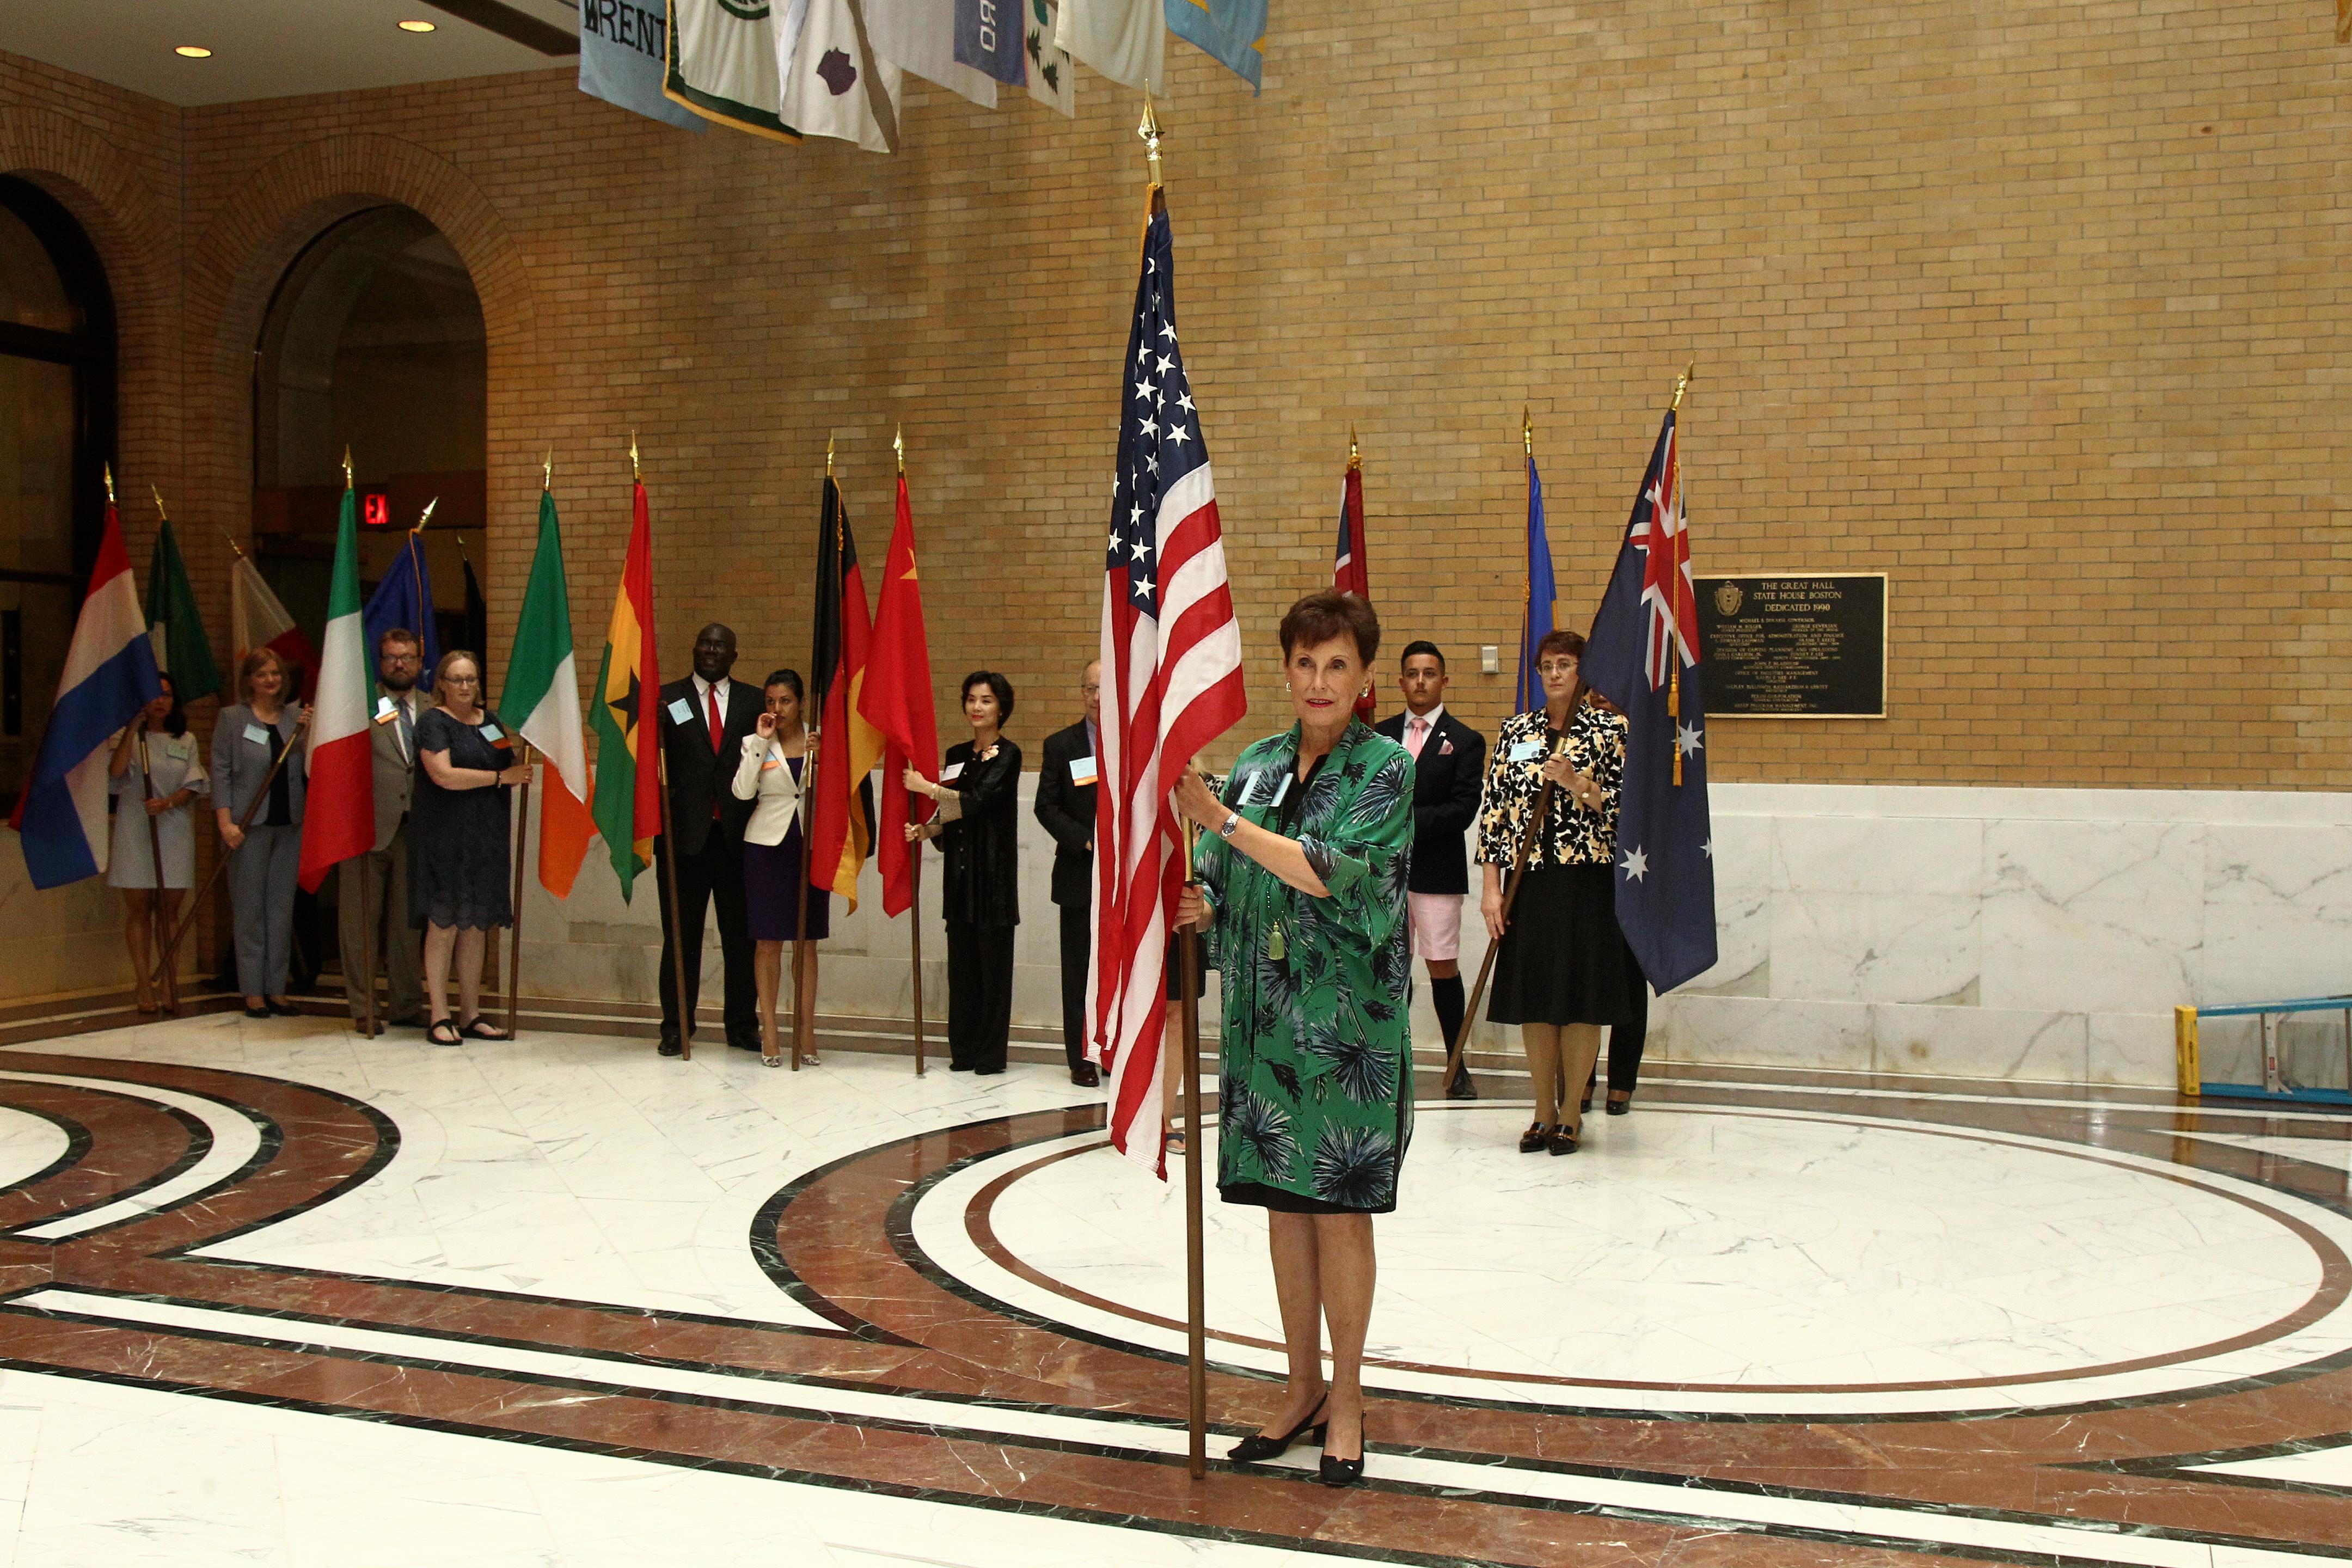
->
xmin=1226 ymin=1398 xmax=1330 ymax=1464
xmin=1318 ymin=1411 xmax=1365 ymax=1487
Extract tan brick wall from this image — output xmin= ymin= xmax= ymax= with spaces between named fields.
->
xmin=6 ymin=0 xmax=2349 ymax=796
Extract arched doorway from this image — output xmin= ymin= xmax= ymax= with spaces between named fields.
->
xmin=0 ymin=176 xmax=116 ymax=813
xmin=251 ymin=205 xmax=488 ymax=673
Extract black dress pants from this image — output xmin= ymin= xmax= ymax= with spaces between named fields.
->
xmin=657 ymin=830 xmax=756 ymax=1045
xmin=1057 ymin=903 xmax=1089 ymax=1071
xmin=1585 ymin=982 xmax=1650 ymax=1098
xmin=947 ymin=918 xmax=1016 ymax=1071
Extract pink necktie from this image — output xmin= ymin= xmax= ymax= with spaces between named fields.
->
xmin=1406 ymin=718 xmax=1429 ymax=759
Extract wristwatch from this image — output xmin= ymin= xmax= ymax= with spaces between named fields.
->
xmin=1217 ymin=811 xmax=1241 ymax=840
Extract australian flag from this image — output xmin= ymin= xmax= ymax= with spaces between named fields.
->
xmin=1581 ymin=410 xmax=1718 ymax=993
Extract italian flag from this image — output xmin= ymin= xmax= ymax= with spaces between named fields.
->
xmin=297 ymin=482 xmax=376 ymax=892
xmin=500 ymin=486 xmax=593 ymax=898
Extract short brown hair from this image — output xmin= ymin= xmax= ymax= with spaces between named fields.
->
xmin=1535 ymin=628 xmax=1587 ymax=663
xmin=1278 ymin=591 xmax=1381 ymax=666
xmin=238 ymin=647 xmax=288 ymax=702
xmin=377 ymin=626 xmax=422 ymax=657
xmin=432 ymin=650 xmax=481 ymax=699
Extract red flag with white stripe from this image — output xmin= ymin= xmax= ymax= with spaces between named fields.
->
xmin=1089 ymin=194 xmax=1246 ymax=1177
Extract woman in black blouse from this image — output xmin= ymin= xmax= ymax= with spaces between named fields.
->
xmin=410 ymin=650 xmax=531 ymax=1045
xmin=1474 ymin=629 xmax=1641 ymax=1155
xmin=903 ymin=671 xmax=1021 ymax=1074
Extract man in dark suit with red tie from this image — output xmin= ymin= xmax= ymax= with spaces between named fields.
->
xmin=1375 ymin=641 xmax=1488 ymax=1099
xmin=1033 ymin=660 xmax=1102 ymax=1087
xmin=656 ymin=623 xmax=764 ymax=1056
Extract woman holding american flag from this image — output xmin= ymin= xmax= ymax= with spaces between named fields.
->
xmin=1171 ymin=590 xmax=1416 ymax=1490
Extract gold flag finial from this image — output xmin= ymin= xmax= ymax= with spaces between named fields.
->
xmin=103 ymin=463 xmax=115 ymax=505
xmin=1671 ymin=360 xmax=1695 ymax=412
xmin=543 ymin=449 xmax=553 ymax=491
xmin=224 ymin=529 xmax=245 ymax=560
xmin=825 ymin=435 xmax=835 ymax=478
xmin=1347 ymin=426 xmax=1360 ymax=471
xmin=894 ymin=425 xmax=904 ymax=475
xmin=413 ymin=498 xmax=438 ymax=534
xmin=151 ymin=485 xmax=169 ymax=522
xmin=629 ymin=432 xmax=640 ymax=481
xmin=1138 ymin=85 xmax=1163 ymax=188
xmin=342 ymin=448 xmax=354 ymax=489
xmin=1522 ymin=408 xmax=1533 ymax=458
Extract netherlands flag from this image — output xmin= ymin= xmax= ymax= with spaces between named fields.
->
xmin=8 ymin=499 xmax=163 ymax=889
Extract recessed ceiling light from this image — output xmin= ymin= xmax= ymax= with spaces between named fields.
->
xmin=174 ymin=45 xmax=212 ymax=58
xmin=396 ymin=19 xmax=436 ymax=30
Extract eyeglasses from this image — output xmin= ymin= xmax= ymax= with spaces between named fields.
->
xmin=1081 ymin=684 xmax=1101 ymax=697
xmin=442 ymin=674 xmax=480 ymax=687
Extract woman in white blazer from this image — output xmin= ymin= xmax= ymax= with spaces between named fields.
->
xmin=733 ymin=669 xmax=826 ymax=1066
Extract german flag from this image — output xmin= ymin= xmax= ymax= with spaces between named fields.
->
xmin=807 ymin=474 xmax=880 ymax=912
xmin=589 ymin=474 xmax=662 ymax=900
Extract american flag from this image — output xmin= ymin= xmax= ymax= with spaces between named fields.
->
xmin=1090 ymin=199 xmax=1246 ymax=1175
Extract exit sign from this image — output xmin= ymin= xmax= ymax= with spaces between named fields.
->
xmin=362 ymin=491 xmax=391 ymax=526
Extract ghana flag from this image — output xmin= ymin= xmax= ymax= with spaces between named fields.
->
xmin=589 ymin=472 xmax=662 ymax=899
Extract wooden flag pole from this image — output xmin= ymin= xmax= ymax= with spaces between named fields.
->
xmin=134 ymin=727 xmax=179 ymax=1015
xmin=360 ymin=849 xmax=379 ymax=1039
xmin=895 ymin=428 xmax=926 ymax=1080
xmin=792 ymin=718 xmax=819 ymax=1073
xmin=1177 ymin=818 xmax=1209 ymax=1479
xmin=640 ymin=436 xmax=694 ymax=1063
xmin=506 ymin=743 xmax=534 ymax=1039
xmin=1440 ymin=720 xmax=1572 ymax=1097
xmin=158 ymin=713 xmax=308 ymax=988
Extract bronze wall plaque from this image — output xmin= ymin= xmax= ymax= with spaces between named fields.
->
xmin=1694 ymin=573 xmax=1886 ymax=719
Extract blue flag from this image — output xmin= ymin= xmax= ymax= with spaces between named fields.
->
xmin=578 ymin=0 xmax=708 ymax=132
xmin=1581 ymin=411 xmax=1717 ymax=994
xmin=365 ymin=534 xmax=442 ymax=694
xmin=955 ymin=0 xmax=1028 ymax=83
xmin=1168 ymin=0 xmax=1266 ymax=94
xmin=1514 ymin=452 xmax=1555 ymax=714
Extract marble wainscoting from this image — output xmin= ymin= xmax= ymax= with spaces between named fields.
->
xmin=0 ymin=853 xmax=157 ymax=1004
xmin=1661 ymin=783 xmax=2352 ymax=1088
xmin=516 ymin=774 xmax=2352 ymax=1090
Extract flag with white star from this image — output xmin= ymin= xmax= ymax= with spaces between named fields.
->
xmin=1091 ymin=195 xmax=1246 ymax=1176
xmin=1581 ymin=408 xmax=1719 ymax=993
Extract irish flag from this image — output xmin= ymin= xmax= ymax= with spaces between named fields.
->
xmin=297 ymin=481 xmax=376 ymax=893
xmin=589 ymin=474 xmax=661 ymax=899
xmin=500 ymin=485 xmax=593 ymax=898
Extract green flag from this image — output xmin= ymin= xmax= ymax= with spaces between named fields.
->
xmin=500 ymin=488 xmax=593 ymax=899
xmin=145 ymin=518 xmax=222 ymax=701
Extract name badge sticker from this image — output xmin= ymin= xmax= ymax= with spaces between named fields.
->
xmin=939 ymin=761 xmax=965 ymax=782
xmin=1508 ymin=737 xmax=1543 ymax=763
xmin=1069 ymin=757 xmax=1098 ymax=786
xmin=374 ymin=696 xmax=396 ymax=724
xmin=1269 ymin=773 xmax=1293 ymax=807
xmin=666 ymin=697 xmax=693 ymax=725
xmin=243 ymin=722 xmax=271 ymax=746
xmin=479 ymin=723 xmax=503 ymax=742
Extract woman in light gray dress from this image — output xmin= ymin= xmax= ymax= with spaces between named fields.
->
xmin=107 ymin=672 xmax=209 ymax=1013
xmin=213 ymin=648 xmax=307 ymax=1020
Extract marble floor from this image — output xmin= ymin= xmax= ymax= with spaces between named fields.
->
xmin=0 ymin=1010 xmax=2347 ymax=1567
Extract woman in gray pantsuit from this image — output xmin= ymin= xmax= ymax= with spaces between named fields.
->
xmin=213 ymin=648 xmax=308 ymax=1020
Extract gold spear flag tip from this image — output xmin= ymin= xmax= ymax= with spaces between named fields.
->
xmin=414 ymin=498 xmax=438 ymax=533
xmin=1522 ymin=408 xmax=1534 ymax=457
xmin=1671 ymin=360 xmax=1696 ymax=412
xmin=825 ymin=435 xmax=835 ymax=477
xmin=103 ymin=463 xmax=115 ymax=504
xmin=894 ymin=426 xmax=904 ymax=473
xmin=629 ymin=432 xmax=640 ymax=480
xmin=342 ymin=448 xmax=354 ymax=488
xmin=543 ymin=449 xmax=553 ymax=491
xmin=151 ymin=485 xmax=169 ymax=520
xmin=1138 ymin=84 xmax=1163 ymax=187
xmin=1348 ymin=426 xmax=1361 ymax=470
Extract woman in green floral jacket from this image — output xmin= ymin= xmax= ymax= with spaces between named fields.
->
xmin=1173 ymin=591 xmax=1414 ymax=1489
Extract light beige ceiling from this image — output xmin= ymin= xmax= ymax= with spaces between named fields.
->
xmin=0 ymin=0 xmax=579 ymax=108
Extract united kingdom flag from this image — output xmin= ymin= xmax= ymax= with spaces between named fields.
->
xmin=1582 ymin=409 xmax=1719 ymax=993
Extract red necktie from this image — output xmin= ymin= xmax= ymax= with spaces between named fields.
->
xmin=706 ymin=684 xmax=724 ymax=818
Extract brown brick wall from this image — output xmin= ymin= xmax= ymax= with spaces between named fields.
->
xmin=5 ymin=0 xmax=2348 ymax=793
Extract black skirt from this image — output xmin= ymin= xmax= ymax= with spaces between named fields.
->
xmin=1486 ymin=863 xmax=1644 ymax=1027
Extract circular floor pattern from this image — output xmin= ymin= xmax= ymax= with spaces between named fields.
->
xmin=910 ymin=1102 xmax=2352 ymax=1416
xmin=0 ymin=1102 xmax=73 ymax=1192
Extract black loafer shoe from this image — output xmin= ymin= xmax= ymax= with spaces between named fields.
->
xmin=657 ymin=1038 xmax=684 ymax=1058
xmin=1445 ymin=1074 xmax=1478 ymax=1101
xmin=1606 ymin=1097 xmax=1632 ymax=1117
xmin=1548 ymin=1128 xmax=1580 ymax=1156
xmin=1070 ymin=1063 xmax=1101 ymax=1088
xmin=267 ymin=1000 xmax=301 ymax=1018
xmin=243 ymin=1005 xmax=271 ymax=1021
xmin=1517 ymin=1123 xmax=1552 ymax=1154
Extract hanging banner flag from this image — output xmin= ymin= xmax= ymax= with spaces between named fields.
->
xmin=778 ymin=0 xmax=902 ymax=152
xmin=579 ymin=0 xmax=708 ymax=131
xmin=667 ymin=0 xmax=800 ymax=142
xmin=954 ymin=0 xmax=1026 ymax=83
xmin=1167 ymin=0 xmax=1264 ymax=93
xmin=1024 ymin=0 xmax=1074 ymax=115
xmin=866 ymin=0 xmax=998 ymax=106
xmin=1055 ymin=0 xmax=1160 ymax=92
